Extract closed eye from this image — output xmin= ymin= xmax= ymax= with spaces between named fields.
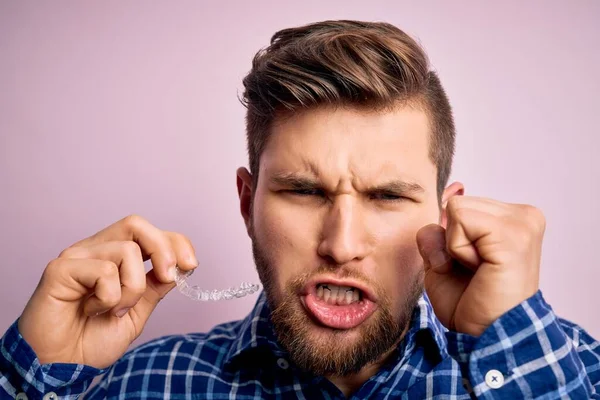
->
xmin=369 ymin=192 xmax=408 ymax=202
xmin=287 ymin=188 xmax=325 ymax=197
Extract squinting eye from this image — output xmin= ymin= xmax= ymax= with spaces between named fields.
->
xmin=370 ymin=193 xmax=406 ymax=201
xmin=288 ymin=189 xmax=324 ymax=197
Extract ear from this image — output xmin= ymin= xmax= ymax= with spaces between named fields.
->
xmin=236 ymin=167 xmax=253 ymax=235
xmin=439 ymin=181 xmax=465 ymax=229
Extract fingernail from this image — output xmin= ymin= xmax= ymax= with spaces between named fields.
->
xmin=429 ymin=250 xmax=451 ymax=270
xmin=115 ymin=308 xmax=130 ymax=318
xmin=169 ymin=266 xmax=178 ymax=282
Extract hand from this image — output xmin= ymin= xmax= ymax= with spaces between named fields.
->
xmin=416 ymin=196 xmax=546 ymax=336
xmin=17 ymin=215 xmax=199 ymax=369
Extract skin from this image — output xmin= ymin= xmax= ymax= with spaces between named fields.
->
xmin=236 ymin=104 xmax=544 ymax=396
xmin=18 ymin=216 xmax=199 ymax=369
xmin=16 ymin=104 xmax=544 ymax=399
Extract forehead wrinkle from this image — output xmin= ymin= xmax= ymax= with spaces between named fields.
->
xmin=270 ymin=140 xmax=424 ymax=195
xmin=295 ymin=153 xmax=354 ymax=192
xmin=349 ymin=158 xmax=405 ymax=187
xmin=300 ymin=158 xmax=321 ymax=178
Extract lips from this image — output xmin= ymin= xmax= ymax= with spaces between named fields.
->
xmin=300 ymin=277 xmax=377 ymax=330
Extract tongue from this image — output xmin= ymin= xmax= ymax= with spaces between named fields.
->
xmin=303 ymin=292 xmax=376 ymax=330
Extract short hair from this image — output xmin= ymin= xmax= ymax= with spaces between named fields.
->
xmin=241 ymin=20 xmax=455 ymax=200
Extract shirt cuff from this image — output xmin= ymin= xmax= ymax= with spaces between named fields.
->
xmin=1 ymin=318 xmax=106 ymax=399
xmin=447 ymin=290 xmax=592 ymax=398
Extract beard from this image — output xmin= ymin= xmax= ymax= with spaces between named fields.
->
xmin=250 ymin=229 xmax=425 ymax=377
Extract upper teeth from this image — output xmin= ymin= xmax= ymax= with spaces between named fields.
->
xmin=316 ymin=283 xmax=361 ymax=305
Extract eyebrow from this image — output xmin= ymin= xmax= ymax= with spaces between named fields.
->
xmin=269 ymin=172 xmax=319 ymax=190
xmin=366 ymin=180 xmax=425 ymax=196
xmin=269 ymin=172 xmax=425 ymax=196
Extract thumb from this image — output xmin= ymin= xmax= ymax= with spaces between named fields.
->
xmin=417 ymin=223 xmax=452 ymax=274
xmin=131 ymin=269 xmax=179 ymax=326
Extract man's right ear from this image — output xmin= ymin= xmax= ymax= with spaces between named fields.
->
xmin=236 ymin=167 xmax=253 ymax=234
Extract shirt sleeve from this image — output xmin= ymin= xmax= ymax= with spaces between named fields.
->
xmin=446 ymin=290 xmax=600 ymax=399
xmin=0 ymin=318 xmax=107 ymax=400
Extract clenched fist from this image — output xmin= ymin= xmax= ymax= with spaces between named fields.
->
xmin=417 ymin=196 xmax=546 ymax=336
xmin=17 ymin=215 xmax=199 ymax=369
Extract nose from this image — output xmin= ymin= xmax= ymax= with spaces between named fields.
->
xmin=317 ymin=196 xmax=371 ymax=265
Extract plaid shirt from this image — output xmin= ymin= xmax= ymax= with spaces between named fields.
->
xmin=2 ymin=290 xmax=599 ymax=399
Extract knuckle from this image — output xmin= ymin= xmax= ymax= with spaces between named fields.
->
xmin=98 ymin=260 xmax=119 ymax=278
xmin=58 ymin=246 xmax=85 ymax=259
xmin=167 ymin=231 xmax=185 ymax=243
xmin=446 ymin=196 xmax=461 ymax=211
xmin=122 ymin=240 xmax=143 ymax=257
xmin=43 ymin=258 xmax=64 ymax=280
xmin=519 ymin=204 xmax=546 ymax=233
xmin=122 ymin=214 xmax=147 ymax=231
xmin=446 ymin=233 xmax=465 ymax=254
xmin=127 ymin=280 xmax=147 ymax=296
xmin=164 ymin=252 xmax=177 ymax=267
xmin=452 ymin=206 xmax=470 ymax=222
xmin=529 ymin=207 xmax=546 ymax=232
xmin=509 ymin=223 xmax=536 ymax=251
xmin=168 ymin=231 xmax=195 ymax=252
xmin=103 ymin=289 xmax=122 ymax=307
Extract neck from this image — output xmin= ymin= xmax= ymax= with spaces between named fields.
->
xmin=325 ymin=331 xmax=407 ymax=398
xmin=326 ymin=361 xmax=388 ymax=398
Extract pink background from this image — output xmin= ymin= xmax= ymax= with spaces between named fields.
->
xmin=1 ymin=1 xmax=599 ymax=349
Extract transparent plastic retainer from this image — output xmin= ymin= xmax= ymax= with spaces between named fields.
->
xmin=174 ymin=266 xmax=261 ymax=301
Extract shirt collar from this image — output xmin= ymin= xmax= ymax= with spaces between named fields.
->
xmin=223 ymin=292 xmax=283 ymax=370
xmin=404 ymin=290 xmax=449 ymax=360
xmin=223 ymin=289 xmax=448 ymax=370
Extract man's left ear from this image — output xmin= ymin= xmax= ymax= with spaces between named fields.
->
xmin=440 ymin=181 xmax=465 ymax=228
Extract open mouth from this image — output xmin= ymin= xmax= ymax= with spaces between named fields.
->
xmin=317 ymin=283 xmax=362 ymax=305
xmin=301 ymin=278 xmax=377 ymax=330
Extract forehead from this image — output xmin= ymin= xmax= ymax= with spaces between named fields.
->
xmin=261 ymin=105 xmax=435 ymax=185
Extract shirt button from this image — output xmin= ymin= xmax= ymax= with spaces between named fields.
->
xmin=43 ymin=392 xmax=58 ymax=400
xmin=16 ymin=393 xmax=28 ymax=400
xmin=276 ymin=357 xmax=289 ymax=370
xmin=485 ymin=369 xmax=504 ymax=389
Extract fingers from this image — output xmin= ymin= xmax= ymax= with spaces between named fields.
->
xmin=417 ymin=215 xmax=486 ymax=273
xmin=134 ymin=232 xmax=198 ymax=323
xmin=416 ymin=224 xmax=453 ymax=274
xmin=56 ymin=217 xmax=199 ymax=319
xmin=446 ymin=205 xmax=503 ymax=269
xmin=43 ymin=258 xmax=122 ymax=317
xmin=423 ymin=196 xmax=532 ymax=271
xmin=128 ymin=233 xmax=200 ymax=324
xmin=60 ymin=241 xmax=147 ymax=317
xmin=130 ymin=269 xmax=177 ymax=328
xmin=165 ymin=231 xmax=198 ymax=272
xmin=126 ymin=233 xmax=201 ymax=326
xmin=446 ymin=196 xmax=510 ymax=217
xmin=68 ymin=215 xmax=197 ymax=284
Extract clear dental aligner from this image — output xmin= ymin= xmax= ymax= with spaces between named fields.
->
xmin=174 ymin=266 xmax=261 ymax=301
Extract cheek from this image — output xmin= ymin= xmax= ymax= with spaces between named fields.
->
xmin=371 ymin=212 xmax=429 ymax=294
xmin=379 ymin=237 xmax=423 ymax=287
xmin=252 ymin=194 xmax=320 ymax=283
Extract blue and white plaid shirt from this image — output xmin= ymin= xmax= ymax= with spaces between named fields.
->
xmin=2 ymin=290 xmax=599 ymax=399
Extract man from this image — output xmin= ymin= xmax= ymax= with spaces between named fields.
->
xmin=1 ymin=19 xmax=599 ymax=399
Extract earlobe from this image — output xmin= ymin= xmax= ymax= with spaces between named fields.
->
xmin=236 ymin=167 xmax=253 ymax=232
xmin=440 ymin=181 xmax=465 ymax=228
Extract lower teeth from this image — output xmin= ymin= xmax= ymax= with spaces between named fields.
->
xmin=317 ymin=285 xmax=361 ymax=304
